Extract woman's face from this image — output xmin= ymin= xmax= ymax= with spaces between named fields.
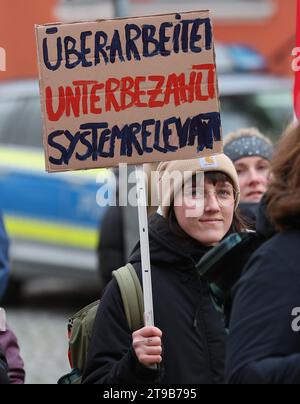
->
xmin=174 ymin=177 xmax=235 ymax=246
xmin=234 ymin=157 xmax=271 ymax=203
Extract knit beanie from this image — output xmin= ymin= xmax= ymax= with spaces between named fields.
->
xmin=157 ymin=154 xmax=240 ymax=218
xmin=224 ymin=128 xmax=274 ymax=163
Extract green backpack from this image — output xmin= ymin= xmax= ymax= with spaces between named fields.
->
xmin=58 ymin=263 xmax=144 ymax=384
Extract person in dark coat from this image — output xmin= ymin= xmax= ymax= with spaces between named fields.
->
xmin=97 ymin=204 xmax=126 ymax=288
xmin=83 ymin=154 xmax=247 ymax=384
xmin=199 ymin=194 xmax=277 ymax=329
xmin=0 ymin=346 xmax=9 ymax=384
xmin=226 ymin=124 xmax=300 ymax=384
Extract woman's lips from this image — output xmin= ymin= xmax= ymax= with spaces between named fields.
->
xmin=246 ymin=191 xmax=264 ymax=198
xmin=199 ymin=219 xmax=223 ymax=223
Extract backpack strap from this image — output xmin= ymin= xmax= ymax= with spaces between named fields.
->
xmin=113 ymin=263 xmax=144 ymax=331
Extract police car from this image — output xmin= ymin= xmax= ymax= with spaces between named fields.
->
xmin=0 ymin=79 xmax=111 ymax=285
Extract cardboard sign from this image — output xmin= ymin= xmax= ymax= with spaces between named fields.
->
xmin=36 ymin=10 xmax=222 ymax=172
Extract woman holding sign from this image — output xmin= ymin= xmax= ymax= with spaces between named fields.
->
xmin=83 ymin=154 xmax=246 ymax=384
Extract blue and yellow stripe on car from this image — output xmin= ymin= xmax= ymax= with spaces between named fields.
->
xmin=3 ymin=215 xmax=99 ymax=250
xmin=0 ymin=146 xmax=109 ymax=179
xmin=0 ymin=146 xmax=112 ymax=250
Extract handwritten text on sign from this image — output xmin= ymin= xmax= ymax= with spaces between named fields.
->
xmin=36 ymin=11 xmax=222 ymax=172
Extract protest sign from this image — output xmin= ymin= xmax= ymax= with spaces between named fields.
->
xmin=36 ymin=10 xmax=222 ymax=172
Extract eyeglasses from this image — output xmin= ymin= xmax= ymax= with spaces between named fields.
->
xmin=184 ymin=188 xmax=239 ymax=208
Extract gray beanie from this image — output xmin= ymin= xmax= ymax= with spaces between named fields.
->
xmin=224 ymin=128 xmax=274 ymax=163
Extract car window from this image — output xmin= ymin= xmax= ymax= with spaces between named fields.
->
xmin=254 ymin=92 xmax=293 ymax=135
xmin=20 ymin=98 xmax=43 ymax=148
xmin=0 ymin=96 xmax=43 ymax=149
xmin=221 ymin=92 xmax=293 ymax=138
xmin=0 ymin=99 xmax=19 ymax=138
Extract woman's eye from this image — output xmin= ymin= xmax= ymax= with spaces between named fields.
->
xmin=258 ymin=165 xmax=269 ymax=171
xmin=217 ymin=190 xmax=231 ymax=198
xmin=236 ymin=168 xmax=246 ymax=176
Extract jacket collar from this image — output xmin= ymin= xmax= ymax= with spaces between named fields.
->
xmin=129 ymin=213 xmax=211 ymax=272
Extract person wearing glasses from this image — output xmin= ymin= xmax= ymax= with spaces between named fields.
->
xmin=83 ymin=154 xmax=247 ymax=384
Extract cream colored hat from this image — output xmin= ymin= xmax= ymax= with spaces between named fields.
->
xmin=157 ymin=154 xmax=240 ymax=218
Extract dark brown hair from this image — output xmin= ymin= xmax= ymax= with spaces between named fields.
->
xmin=168 ymin=172 xmax=247 ymax=239
xmin=267 ymin=124 xmax=300 ymax=231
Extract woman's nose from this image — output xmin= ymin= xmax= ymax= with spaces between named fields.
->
xmin=204 ymin=192 xmax=220 ymax=211
xmin=248 ymin=168 xmax=262 ymax=184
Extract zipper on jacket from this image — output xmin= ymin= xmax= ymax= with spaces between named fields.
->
xmin=193 ymin=272 xmax=215 ymax=383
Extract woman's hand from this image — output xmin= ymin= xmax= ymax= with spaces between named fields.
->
xmin=132 ymin=326 xmax=163 ymax=368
